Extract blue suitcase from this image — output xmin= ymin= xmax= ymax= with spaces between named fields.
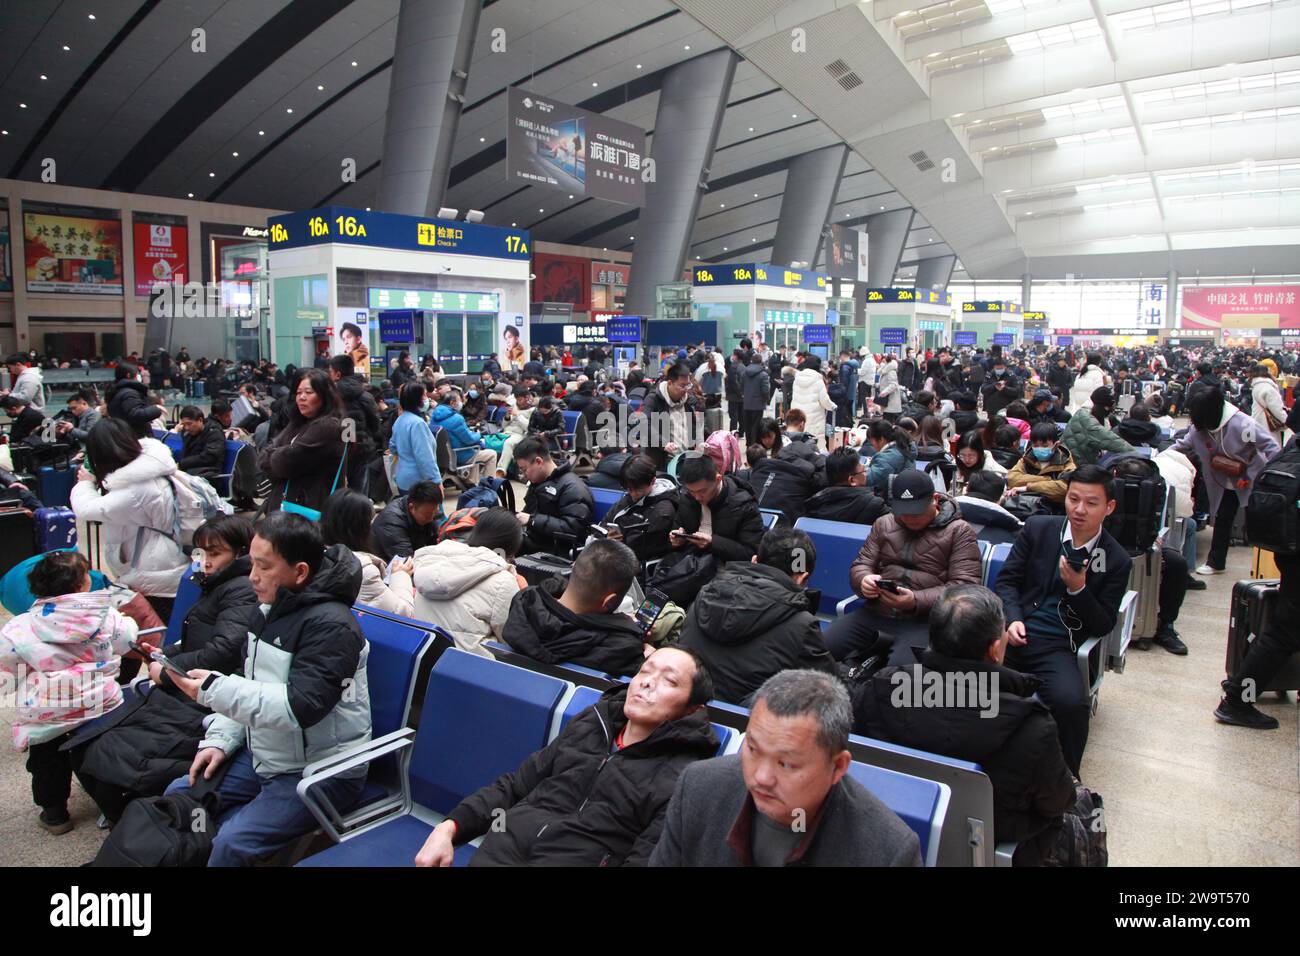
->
xmin=36 ymin=465 xmax=76 ymax=509
xmin=192 ymin=379 xmax=206 ymax=398
xmin=34 ymin=506 xmax=77 ymax=552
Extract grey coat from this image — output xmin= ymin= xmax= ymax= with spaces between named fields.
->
xmin=876 ymin=363 xmax=902 ymax=413
xmin=648 ymin=754 xmax=922 ymax=867
xmin=1172 ymin=402 xmax=1281 ymax=514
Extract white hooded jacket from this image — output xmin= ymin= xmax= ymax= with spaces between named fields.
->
xmin=70 ymin=438 xmax=189 ymax=597
xmin=354 ymin=550 xmax=415 ymax=618
xmin=791 ymin=367 xmax=838 ymax=451
xmin=412 ymin=539 xmax=523 ymax=658
xmin=1068 ymin=364 xmax=1107 ymax=413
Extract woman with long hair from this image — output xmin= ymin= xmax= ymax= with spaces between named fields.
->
xmin=321 ymin=489 xmax=414 ymax=617
xmin=255 ymin=368 xmax=346 ymax=516
xmin=390 ymin=381 xmax=442 ymax=495
xmin=865 ymin=418 xmax=915 ymax=494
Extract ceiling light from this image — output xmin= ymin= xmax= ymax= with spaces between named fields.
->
xmin=754 ymin=192 xmax=759 ymax=197
xmin=538 ymin=208 xmax=544 ymax=213
xmin=1002 ymin=188 xmax=1013 ymax=193
xmin=748 ymin=127 xmax=754 ymax=132
xmin=208 ymin=172 xmax=215 ymax=177
xmin=18 ymin=103 xmax=26 ymax=109
xmin=88 ymin=13 xmax=95 ymax=20
xmin=365 ymin=207 xmax=371 ymax=211
xmin=317 ymin=85 xmax=324 ymax=91
xmin=723 ymin=246 xmax=728 ymax=250
xmin=1025 ymin=210 xmax=1032 ymax=215
xmin=258 ymin=130 xmax=265 ymax=136
xmin=752 ymin=237 xmax=757 ymax=241
xmin=720 ymin=202 xmax=725 ymax=207
xmin=187 ymin=192 xmax=193 ymax=198
xmin=880 ymin=205 xmax=885 ymax=209
xmin=592 ymin=81 xmax=598 ymax=87
xmin=630 ymin=235 xmax=635 ymax=240
xmin=232 ymin=151 xmax=238 ymax=157
xmin=684 ymin=45 xmax=691 ymax=50
xmin=511 ymin=222 xmax=517 ymax=227
xmin=479 ymin=136 xmax=485 ymax=142
xmin=792 ymin=113 xmax=798 ymax=118
xmin=951 ymin=113 xmax=964 ymax=119
xmin=0 ymin=130 xmax=7 ymax=135
xmin=61 ymin=45 xmax=70 ymax=51
xmin=286 ymin=107 xmax=293 ymax=113
xmin=39 ymin=74 xmax=47 ymax=81
xmin=351 ymin=61 xmax=358 ymax=67
xmin=636 ymin=64 xmax=642 ymax=69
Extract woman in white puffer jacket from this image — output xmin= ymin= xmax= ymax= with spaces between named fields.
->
xmin=790 ymin=355 xmax=838 ymax=452
xmin=1068 ymin=352 xmax=1109 ymax=413
xmin=70 ymin=418 xmax=189 ymax=618
xmin=321 ymin=489 xmax=414 ymax=617
xmin=412 ymin=509 xmax=525 ymax=658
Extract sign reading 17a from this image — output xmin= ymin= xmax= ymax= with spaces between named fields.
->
xmin=504 ymin=235 xmax=529 ymax=254
xmin=307 ymin=215 xmax=368 ymax=238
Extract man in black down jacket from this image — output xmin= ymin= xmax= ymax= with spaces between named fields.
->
xmin=853 ymin=585 xmax=1075 ymax=864
xmin=106 ymin=363 xmax=163 ymax=438
xmin=679 ymin=528 xmax=838 ymax=706
xmin=514 ymin=436 xmax=595 ymax=557
xmin=414 ymin=647 xmax=718 ymax=866
xmin=503 ymin=539 xmax=646 ymax=676
xmin=947 ymin=391 xmax=982 ymax=438
xmin=176 ymin=406 xmax=227 ymax=480
xmin=804 ymin=447 xmax=888 ymax=526
xmin=369 ymin=481 xmax=444 ymax=562
xmin=602 ymin=453 xmax=679 ymax=563
xmin=328 ymin=355 xmax=381 ymax=492
xmin=671 ymin=453 xmax=765 ymax=564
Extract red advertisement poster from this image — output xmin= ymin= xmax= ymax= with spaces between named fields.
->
xmin=532 ymin=253 xmax=591 ymax=311
xmin=133 ymin=221 xmax=188 ymax=295
xmin=1181 ymin=285 xmax=1300 ymax=330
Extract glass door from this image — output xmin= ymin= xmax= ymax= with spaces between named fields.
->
xmin=436 ymin=312 xmax=465 ymax=373
xmin=466 ymin=313 xmax=496 ymax=375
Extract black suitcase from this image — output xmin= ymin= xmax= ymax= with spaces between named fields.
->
xmin=515 ymin=553 xmax=574 ymax=588
xmin=0 ymin=506 xmax=38 ymax=578
xmin=1226 ymin=579 xmax=1300 ymax=692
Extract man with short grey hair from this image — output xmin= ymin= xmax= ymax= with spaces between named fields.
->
xmin=649 ymin=669 xmax=921 ymax=867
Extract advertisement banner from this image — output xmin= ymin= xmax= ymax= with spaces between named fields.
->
xmin=825 ymin=224 xmax=858 ymax=281
xmin=334 ymin=309 xmax=370 ymax=374
xmin=591 ymin=262 xmax=630 ymax=286
xmin=133 ymin=221 xmax=188 ymax=296
xmin=501 ymin=314 xmax=526 ymax=370
xmin=507 ymin=87 xmax=647 ymax=206
xmin=533 ymin=253 xmax=591 ymax=312
xmin=0 ymin=208 xmax=10 ymax=292
xmin=23 ymin=210 xmax=122 ymax=295
xmin=369 ymin=288 xmax=499 ymax=312
xmin=1180 ymin=285 xmax=1300 ymax=329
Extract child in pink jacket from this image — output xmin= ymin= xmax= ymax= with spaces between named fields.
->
xmin=0 ymin=551 xmax=148 ymax=834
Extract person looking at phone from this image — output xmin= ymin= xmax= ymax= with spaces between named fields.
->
xmin=415 ymin=646 xmax=718 ymax=866
xmin=602 ymin=454 xmax=679 ymax=562
xmin=669 ymin=452 xmax=765 ymax=563
xmin=678 ymin=528 xmax=838 ymax=706
xmin=825 ymin=470 xmax=982 ymax=668
xmin=161 ymin=512 xmax=371 ymax=866
xmin=513 ymin=436 xmax=595 ymax=557
xmin=0 ymin=551 xmax=146 ymax=835
xmin=993 ymin=465 xmax=1132 ymax=776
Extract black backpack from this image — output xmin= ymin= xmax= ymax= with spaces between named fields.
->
xmin=89 ymin=768 xmax=224 ymax=867
xmin=751 ymin=457 xmax=816 ymax=527
xmin=1103 ymin=455 xmax=1166 ymax=555
xmin=1246 ymin=440 xmax=1300 ymax=557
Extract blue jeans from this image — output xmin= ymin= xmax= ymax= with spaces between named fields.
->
xmin=166 ymin=748 xmax=365 ymax=867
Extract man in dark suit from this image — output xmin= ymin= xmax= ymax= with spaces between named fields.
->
xmin=994 ymin=464 xmax=1132 ymax=776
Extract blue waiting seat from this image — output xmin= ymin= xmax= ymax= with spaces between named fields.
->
xmin=211 ymin=439 xmax=248 ymax=498
xmin=792 ymin=517 xmax=871 ymax=618
xmin=982 ymin=541 xmax=1013 ymax=590
xmin=590 ymin=487 xmax=623 ymax=522
xmin=759 ymin=509 xmax=782 ymax=530
xmin=296 ymin=649 xmax=571 ymax=865
xmin=161 ymin=431 xmax=183 ymax=458
xmin=846 ymin=761 xmax=949 ymax=867
xmin=164 ymin=564 xmax=205 ymax=648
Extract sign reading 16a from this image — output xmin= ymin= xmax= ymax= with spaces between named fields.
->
xmin=269 ymin=224 xmax=289 ymax=243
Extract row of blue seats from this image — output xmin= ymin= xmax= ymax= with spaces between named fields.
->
xmin=155 ymin=429 xmax=248 ymax=499
xmin=295 ymin=614 xmax=949 ymax=867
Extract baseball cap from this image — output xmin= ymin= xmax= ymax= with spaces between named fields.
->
xmin=889 ymin=470 xmax=935 ymax=515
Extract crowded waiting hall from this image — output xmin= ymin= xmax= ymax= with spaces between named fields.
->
xmin=0 ymin=0 xmax=1296 ymax=890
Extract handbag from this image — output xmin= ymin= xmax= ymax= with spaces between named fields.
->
xmin=280 ymin=445 xmax=348 ymax=522
xmin=646 ymin=550 xmax=718 ymax=608
xmin=1210 ymin=451 xmax=1246 ymax=480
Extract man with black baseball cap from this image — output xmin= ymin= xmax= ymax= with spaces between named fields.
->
xmin=824 ymin=469 xmax=983 ymax=666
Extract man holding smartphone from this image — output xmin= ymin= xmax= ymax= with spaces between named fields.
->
xmin=994 ymin=464 xmax=1132 ymax=776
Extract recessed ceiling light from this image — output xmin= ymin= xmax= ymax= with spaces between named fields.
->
xmin=636 ymin=64 xmax=642 ymax=70
xmin=951 ymin=113 xmax=964 ymax=119
xmin=845 ymin=213 xmax=850 ymax=217
xmin=720 ymin=202 xmax=725 ymax=207
xmin=62 ymin=45 xmax=70 ymax=51
xmin=538 ymin=208 xmax=544 ymax=213
xmin=592 ymin=81 xmax=598 ymax=87
xmin=928 ymin=238 xmax=932 ymax=241
xmin=928 ymin=52 xmax=941 ymax=58
xmin=39 ymin=74 xmax=47 ymax=81
xmin=351 ymin=61 xmax=358 ymax=67
xmin=880 ymin=205 xmax=885 ymax=210
xmin=258 ymin=130 xmax=265 ymax=136
xmin=723 ymin=246 xmax=728 ymax=250
xmin=286 ymin=107 xmax=293 ymax=113
xmin=748 ymin=127 xmax=754 ymax=132
xmin=479 ymin=136 xmax=485 ymax=142
xmin=317 ymin=85 xmax=324 ymax=91
xmin=1025 ymin=211 xmax=1033 ymax=215
xmin=187 ymin=192 xmax=193 ymax=198
xmin=1 ymin=130 xmax=7 ymax=136
xmin=792 ymin=113 xmax=798 ymax=118
xmin=208 ymin=172 xmax=215 ymax=177
xmin=684 ymin=45 xmax=691 ymax=50
xmin=88 ymin=13 xmax=95 ymax=19
xmin=18 ymin=103 xmax=26 ymax=109
xmin=365 ymin=207 xmax=371 ymax=211
xmin=754 ymin=192 xmax=759 ymax=197
xmin=569 ymin=194 xmax=574 ymax=199
xmin=511 ymin=222 xmax=517 ymax=226
xmin=603 ymin=247 xmax=607 ymax=251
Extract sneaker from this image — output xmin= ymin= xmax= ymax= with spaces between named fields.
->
xmin=1214 ymin=697 xmax=1280 ymax=729
xmin=37 ymin=809 xmax=73 ymax=835
xmin=1153 ymin=625 xmax=1189 ymax=656
xmin=1185 ymin=577 xmax=1207 ymax=591
xmin=1196 ymin=564 xmax=1224 ymax=576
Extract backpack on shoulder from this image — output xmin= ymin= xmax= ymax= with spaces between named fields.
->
xmin=168 ymin=472 xmax=234 ymax=547
xmin=1245 ymin=440 xmax=1300 ymax=557
xmin=1102 ymin=454 xmax=1166 ymax=555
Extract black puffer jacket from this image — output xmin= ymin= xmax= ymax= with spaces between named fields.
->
xmin=750 ymin=454 xmax=819 ymax=527
xmin=106 ymin=380 xmax=163 ymax=438
xmin=605 ymin=477 xmax=679 ymax=563
xmin=175 ymin=557 xmax=263 ymax=656
xmin=177 ymin=418 xmax=226 ymax=474
xmin=679 ymin=562 xmax=837 ymax=706
xmin=1114 ymin=418 xmax=1161 ymax=446
xmin=335 ymin=373 xmax=381 ymax=478
xmin=672 ymin=475 xmax=765 ymax=563
xmin=448 ymin=684 xmax=718 ymax=866
xmin=522 ymin=463 xmax=594 ymax=557
xmin=804 ymin=485 xmax=888 ymax=526
xmin=853 ymin=648 xmax=1075 ymax=846
xmin=370 ymin=495 xmax=438 ymax=562
xmin=503 ymin=579 xmax=645 ymax=676
xmin=256 ymin=412 xmax=346 ymax=513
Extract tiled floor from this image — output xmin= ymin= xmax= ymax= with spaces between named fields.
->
xmin=1 ymin=491 xmax=1296 ymax=866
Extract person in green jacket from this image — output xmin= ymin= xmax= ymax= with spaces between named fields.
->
xmin=1060 ymin=386 xmax=1132 ymax=466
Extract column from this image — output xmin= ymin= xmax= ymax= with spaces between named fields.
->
xmin=916 ymin=255 xmax=956 ymax=293
xmin=769 ymin=145 xmax=848 ymax=268
xmin=623 ymin=49 xmax=739 ymax=319
xmin=1020 ymin=272 xmax=1032 ymax=310
xmin=865 ymin=208 xmax=914 ymax=288
xmin=1166 ymin=267 xmax=1178 ymax=330
xmin=377 ymin=0 xmax=482 ymax=217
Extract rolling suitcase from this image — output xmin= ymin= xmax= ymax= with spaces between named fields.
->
xmin=1226 ymin=579 xmax=1300 ymax=692
xmin=33 ymin=506 xmax=77 ymax=551
xmin=36 ymin=463 xmax=77 ymax=509
xmin=1127 ymin=546 xmax=1163 ymax=642
xmin=1251 ymin=548 xmax=1280 ymax=579
xmin=0 ymin=506 xmax=38 ymax=578
xmin=515 ymin=553 xmax=574 ymax=588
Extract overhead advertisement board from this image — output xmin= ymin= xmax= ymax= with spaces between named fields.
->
xmin=23 ymin=207 xmax=123 ymax=295
xmin=133 ymin=220 xmax=189 ymax=296
xmin=506 ymin=87 xmax=647 ymax=206
xmin=825 ymin=223 xmax=859 ymax=281
xmin=1180 ymin=286 xmax=1300 ymax=329
xmin=369 ymin=288 xmax=500 ymax=312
